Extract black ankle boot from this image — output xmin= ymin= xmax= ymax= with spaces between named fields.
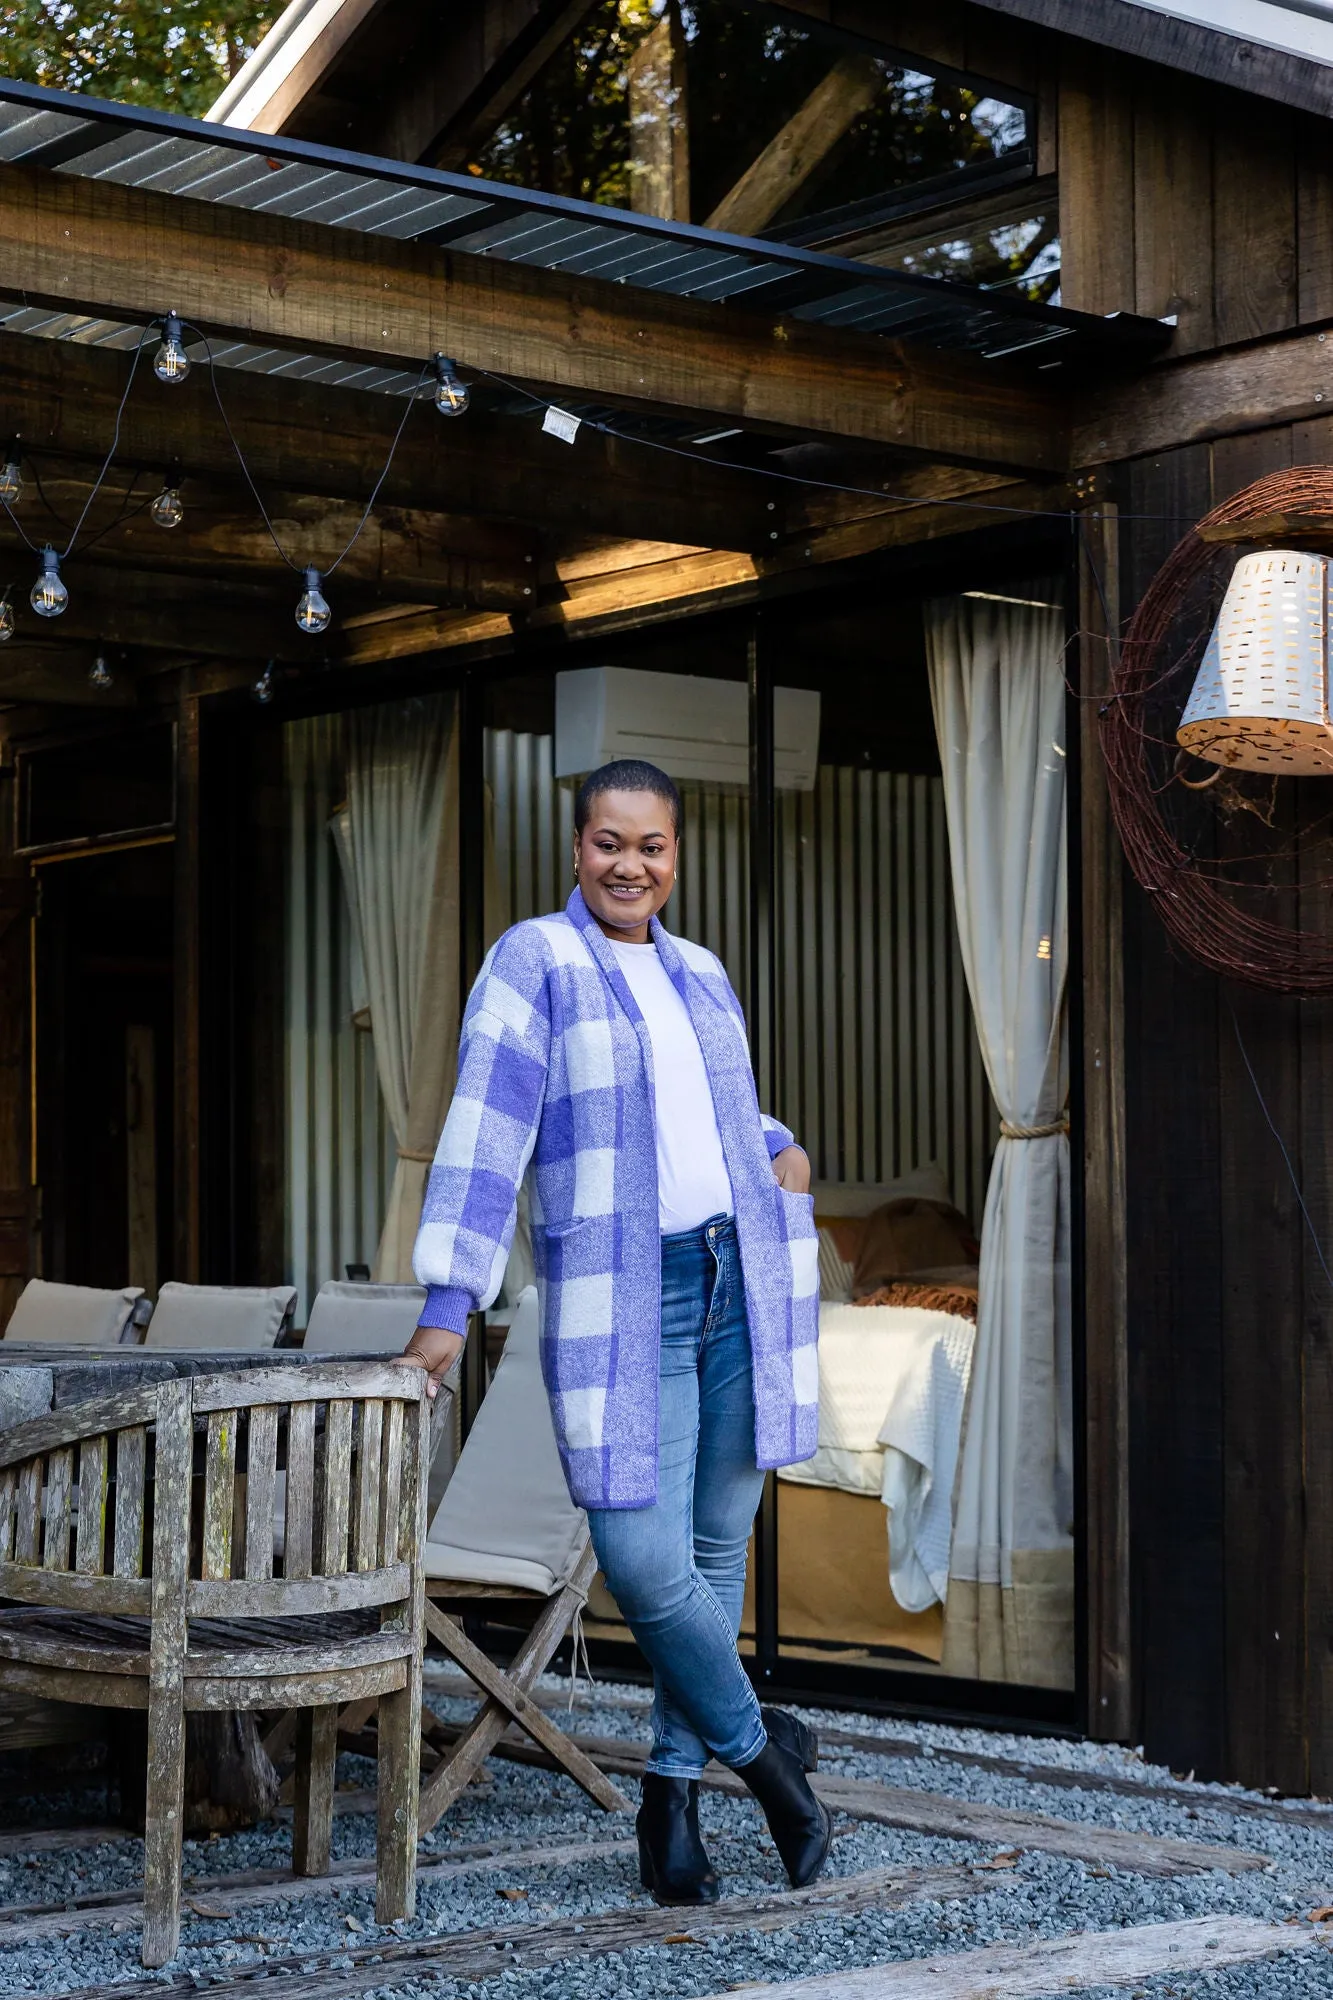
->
xmin=736 ymin=1735 xmax=833 ymax=1888
xmin=761 ymin=1706 xmax=819 ymax=1772
xmin=637 ymin=1774 xmax=720 ymax=1906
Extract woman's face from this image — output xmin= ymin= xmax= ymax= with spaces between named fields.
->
xmin=576 ymin=788 xmax=678 ymax=942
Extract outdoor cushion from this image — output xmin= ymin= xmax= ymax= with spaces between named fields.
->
xmin=303 ymin=1280 xmax=425 ymax=1355
xmin=3 ymin=1279 xmax=147 ymax=1347
xmin=424 ymin=1287 xmax=587 ymax=1596
xmin=144 ymin=1283 xmax=296 ymax=1351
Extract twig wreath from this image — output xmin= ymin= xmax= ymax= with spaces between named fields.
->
xmin=1101 ymin=465 xmax=1333 ymax=994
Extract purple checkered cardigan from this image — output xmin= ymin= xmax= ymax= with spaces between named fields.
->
xmin=413 ymin=888 xmax=820 ymax=1509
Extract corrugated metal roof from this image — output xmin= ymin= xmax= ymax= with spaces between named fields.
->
xmin=0 ymin=77 xmax=1169 ymax=372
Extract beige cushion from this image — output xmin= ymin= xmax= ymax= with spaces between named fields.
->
xmin=811 ymin=1168 xmax=952 ymax=1218
xmin=303 ymin=1280 xmax=425 ymax=1355
xmin=144 ymin=1282 xmax=296 ymax=1351
xmin=4 ymin=1279 xmax=145 ymax=1347
xmin=424 ymin=1288 xmax=587 ymax=1596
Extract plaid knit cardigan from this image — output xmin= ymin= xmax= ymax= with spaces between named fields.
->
xmin=413 ymin=888 xmax=820 ymax=1509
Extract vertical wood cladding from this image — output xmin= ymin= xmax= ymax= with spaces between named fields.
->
xmin=1120 ymin=424 xmax=1333 ymax=1791
xmin=1060 ymin=51 xmax=1320 ymax=353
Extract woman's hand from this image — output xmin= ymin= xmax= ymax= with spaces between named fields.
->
xmin=392 ymin=1325 xmax=466 ymax=1400
xmin=772 ymin=1144 xmax=811 ymax=1193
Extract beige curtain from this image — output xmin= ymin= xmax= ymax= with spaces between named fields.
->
xmin=334 ymin=694 xmax=460 ymax=1282
xmin=925 ymin=596 xmax=1073 ymax=1690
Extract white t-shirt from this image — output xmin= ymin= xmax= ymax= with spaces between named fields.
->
xmin=607 ymin=937 xmax=734 ymax=1235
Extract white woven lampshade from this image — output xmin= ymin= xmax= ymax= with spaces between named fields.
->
xmin=1177 ymin=547 xmax=1333 ymax=775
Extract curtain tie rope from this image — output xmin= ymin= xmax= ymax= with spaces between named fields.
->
xmin=1000 ymin=1118 xmax=1070 ymax=1141
xmin=396 ymin=1146 xmax=436 ymax=1163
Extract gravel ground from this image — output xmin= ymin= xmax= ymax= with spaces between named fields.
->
xmin=0 ymin=1677 xmax=1330 ymax=1999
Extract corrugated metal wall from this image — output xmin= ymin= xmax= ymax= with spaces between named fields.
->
xmin=774 ymin=768 xmax=992 ymax=1228
xmin=284 ymin=714 xmax=397 ymax=1323
xmin=484 ymin=731 xmax=992 ymax=1227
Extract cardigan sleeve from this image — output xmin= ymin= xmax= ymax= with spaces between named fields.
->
xmin=412 ymin=931 xmax=552 ymax=1334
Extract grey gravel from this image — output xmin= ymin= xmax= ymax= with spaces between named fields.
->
xmin=1 ymin=1677 xmax=1331 ymax=1998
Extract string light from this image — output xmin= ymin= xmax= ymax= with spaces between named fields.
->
xmin=151 ymin=459 xmax=184 ymax=530
xmin=0 ymin=442 xmax=21 ymax=508
xmin=153 ymin=313 xmax=191 ymax=386
xmin=0 ymin=591 xmax=13 ymax=643
xmin=432 ymin=354 xmax=470 ymax=417
xmin=88 ymin=653 xmax=114 ymax=690
xmin=295 ymin=567 xmax=330 ymax=634
xmin=252 ymin=661 xmax=275 ymax=704
xmin=30 ymin=547 xmax=67 ymax=619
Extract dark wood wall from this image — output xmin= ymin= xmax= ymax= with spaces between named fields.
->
xmin=1118 ymin=419 xmax=1333 ymax=1795
xmin=1059 ymin=38 xmax=1333 ymax=348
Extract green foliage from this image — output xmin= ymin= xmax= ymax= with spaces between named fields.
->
xmin=0 ymin=0 xmax=276 ymax=117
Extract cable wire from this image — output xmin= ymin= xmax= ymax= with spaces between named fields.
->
xmin=1228 ymin=999 xmax=1333 ymax=1294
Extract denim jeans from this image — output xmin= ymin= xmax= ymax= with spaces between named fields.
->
xmin=587 ymin=1214 xmax=768 ymax=1776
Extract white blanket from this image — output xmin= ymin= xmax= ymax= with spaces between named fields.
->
xmin=778 ymin=1303 xmax=974 ymax=1613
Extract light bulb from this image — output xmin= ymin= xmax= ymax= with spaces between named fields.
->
xmin=30 ymin=547 xmax=67 ymax=619
xmin=432 ymin=354 xmax=470 ymax=417
xmin=0 ymin=595 xmax=13 ymax=643
xmin=88 ymin=653 xmax=113 ymax=690
xmin=153 ymin=313 xmax=190 ymax=386
xmin=295 ymin=567 xmax=330 ymax=634
xmin=0 ymin=453 xmax=21 ymax=507
xmin=151 ymin=483 xmax=184 ymax=529
xmin=252 ymin=663 xmax=275 ymax=704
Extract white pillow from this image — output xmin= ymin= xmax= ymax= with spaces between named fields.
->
xmin=4 ymin=1279 xmax=145 ymax=1347
xmin=145 ymin=1283 xmax=296 ymax=1351
xmin=303 ymin=1280 xmax=425 ymax=1354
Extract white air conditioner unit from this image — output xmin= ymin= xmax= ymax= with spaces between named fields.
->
xmin=554 ymin=666 xmax=820 ymax=791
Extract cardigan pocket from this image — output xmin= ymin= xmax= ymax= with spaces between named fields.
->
xmin=534 ymin=1212 xmax=622 ymax=1283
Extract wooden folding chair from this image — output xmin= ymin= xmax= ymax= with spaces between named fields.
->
xmin=0 ymin=1362 xmax=430 ymax=1966
xmin=415 ymin=1288 xmax=630 ymax=1833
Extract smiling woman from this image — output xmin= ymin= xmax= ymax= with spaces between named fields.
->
xmin=397 ymin=748 xmax=829 ymax=1908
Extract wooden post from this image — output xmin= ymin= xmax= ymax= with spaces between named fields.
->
xmin=1076 ymin=496 xmax=1132 ymax=1743
xmin=748 ymin=615 xmax=779 ymax=1689
xmin=628 ymin=2 xmax=691 ymax=222
xmin=173 ymin=684 xmax=202 ymax=1284
xmin=143 ymin=1378 xmax=191 ymax=1968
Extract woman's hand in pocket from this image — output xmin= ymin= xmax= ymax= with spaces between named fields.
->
xmin=392 ymin=1325 xmax=466 ymax=1400
xmin=772 ymin=1145 xmax=811 ymax=1194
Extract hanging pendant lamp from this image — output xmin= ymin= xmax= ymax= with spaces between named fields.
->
xmin=1177 ymin=547 xmax=1333 ymax=774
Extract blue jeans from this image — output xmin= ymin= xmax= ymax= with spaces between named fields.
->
xmin=587 ymin=1215 xmax=768 ymax=1777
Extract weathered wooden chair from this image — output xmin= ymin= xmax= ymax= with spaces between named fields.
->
xmin=0 ymin=1362 xmax=428 ymax=1967
xmin=416 ymin=1288 xmax=630 ymax=1833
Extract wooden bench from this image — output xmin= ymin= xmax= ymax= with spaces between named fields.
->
xmin=0 ymin=1361 xmax=429 ymax=1967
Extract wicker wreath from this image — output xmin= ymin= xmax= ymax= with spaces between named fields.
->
xmin=1101 ymin=465 xmax=1333 ymax=994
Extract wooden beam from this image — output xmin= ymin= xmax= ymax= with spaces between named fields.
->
xmin=0 ymin=643 xmax=138 ymax=706
xmin=334 ymin=474 xmax=1065 ymax=660
xmin=0 ymin=330 xmax=787 ymax=552
xmin=1 ymin=468 xmax=535 ymax=607
xmin=0 ymin=162 xmax=1067 ymax=473
xmin=0 ymin=553 xmax=323 ymax=660
xmin=1074 ymin=323 xmax=1333 ymax=468
xmin=705 ymin=54 xmax=886 ymax=236
xmin=628 ymin=3 xmax=691 ymax=222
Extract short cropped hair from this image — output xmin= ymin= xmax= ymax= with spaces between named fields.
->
xmin=574 ymin=758 xmax=682 ymax=837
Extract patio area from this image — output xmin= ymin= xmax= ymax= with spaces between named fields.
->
xmin=0 ymin=1667 xmax=1330 ymax=2000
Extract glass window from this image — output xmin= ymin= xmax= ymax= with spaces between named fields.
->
xmin=469 ymin=0 xmax=1045 ymax=286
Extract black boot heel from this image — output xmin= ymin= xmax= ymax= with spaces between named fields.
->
xmin=762 ymin=1705 xmax=819 ymax=1772
xmin=735 ymin=1737 xmax=833 ymax=1889
xmin=636 ymin=1775 xmax=720 ymax=1906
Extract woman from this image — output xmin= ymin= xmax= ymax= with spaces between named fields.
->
xmin=397 ymin=756 xmax=828 ymax=1906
